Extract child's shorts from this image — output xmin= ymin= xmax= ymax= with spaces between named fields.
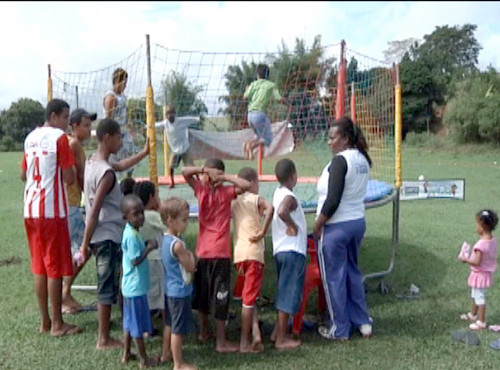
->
xmin=235 ymin=260 xmax=264 ymax=307
xmin=192 ymin=258 xmax=231 ymax=320
xmin=24 ymin=218 xmax=73 ymax=278
xmin=123 ymin=294 xmax=153 ymax=338
xmin=89 ymin=240 xmax=121 ymax=305
xmin=471 ymin=287 xmax=487 ymax=305
xmin=68 ymin=206 xmax=85 ymax=255
xmin=164 ymin=295 xmax=194 ymax=335
xmin=275 ymin=251 xmax=306 ymax=315
xmin=147 ymin=259 xmax=165 ymax=310
xmin=170 ymin=150 xmax=194 ymax=169
xmin=248 ymin=111 xmax=273 ymax=147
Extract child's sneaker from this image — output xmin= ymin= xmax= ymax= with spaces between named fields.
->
xmin=470 ymin=320 xmax=487 ymax=331
xmin=318 ymin=325 xmax=349 ymax=341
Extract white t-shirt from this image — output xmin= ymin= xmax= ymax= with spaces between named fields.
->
xmin=156 ymin=117 xmax=200 ymax=154
xmin=316 ymin=148 xmax=369 ymax=225
xmin=272 ymin=186 xmax=307 ymax=256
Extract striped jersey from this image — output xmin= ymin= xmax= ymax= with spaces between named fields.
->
xmin=23 ymin=126 xmax=75 ymax=219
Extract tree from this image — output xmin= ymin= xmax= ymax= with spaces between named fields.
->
xmin=220 ymin=35 xmax=336 ymax=137
xmin=444 ymin=67 xmax=500 ymax=143
xmin=400 ymin=24 xmax=481 ymax=134
xmin=0 ymin=98 xmax=45 ymax=145
xmin=160 ymin=71 xmax=208 ymax=117
xmin=383 ymin=38 xmax=419 ymax=65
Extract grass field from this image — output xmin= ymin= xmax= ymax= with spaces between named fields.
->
xmin=1 ymin=142 xmax=500 ymax=369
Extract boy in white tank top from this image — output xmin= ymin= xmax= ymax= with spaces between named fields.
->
xmin=270 ymin=159 xmax=307 ymax=349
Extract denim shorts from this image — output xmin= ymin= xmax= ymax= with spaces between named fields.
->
xmin=89 ymin=240 xmax=121 ymax=305
xmin=164 ymin=296 xmax=194 ymax=335
xmin=275 ymin=251 xmax=306 ymax=315
xmin=68 ymin=206 xmax=85 ymax=255
xmin=248 ymin=111 xmax=273 ymax=147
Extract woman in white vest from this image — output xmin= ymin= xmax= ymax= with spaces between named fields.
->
xmin=313 ymin=117 xmax=373 ymax=340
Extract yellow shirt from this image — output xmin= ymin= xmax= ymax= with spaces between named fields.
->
xmin=231 ymin=192 xmax=265 ymax=264
xmin=67 ymin=136 xmax=85 ymax=207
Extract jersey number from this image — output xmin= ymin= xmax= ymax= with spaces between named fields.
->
xmin=33 ymin=156 xmax=42 ymax=187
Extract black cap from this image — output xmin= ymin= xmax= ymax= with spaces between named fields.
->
xmin=70 ymin=108 xmax=97 ymax=124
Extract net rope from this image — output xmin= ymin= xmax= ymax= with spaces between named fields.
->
xmin=51 ymin=39 xmax=395 ymax=205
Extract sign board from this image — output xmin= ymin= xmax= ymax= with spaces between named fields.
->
xmin=400 ymin=179 xmax=465 ymax=201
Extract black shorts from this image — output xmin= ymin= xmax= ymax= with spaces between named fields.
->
xmin=192 ymin=258 xmax=231 ymax=320
xmin=89 ymin=240 xmax=122 ymax=305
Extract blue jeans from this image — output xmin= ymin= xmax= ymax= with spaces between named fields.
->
xmin=275 ymin=251 xmax=306 ymax=315
xmin=248 ymin=111 xmax=273 ymax=147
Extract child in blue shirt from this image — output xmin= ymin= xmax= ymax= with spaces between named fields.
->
xmin=160 ymin=197 xmax=197 ymax=370
xmin=120 ymin=194 xmax=159 ymax=367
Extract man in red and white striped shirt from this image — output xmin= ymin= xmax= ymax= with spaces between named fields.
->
xmin=21 ymin=98 xmax=83 ymax=337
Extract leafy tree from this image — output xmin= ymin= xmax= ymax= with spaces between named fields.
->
xmin=445 ymin=67 xmax=500 ymax=143
xmin=383 ymin=38 xmax=420 ymax=65
xmin=220 ymin=35 xmax=336 ymax=138
xmin=0 ymin=98 xmax=45 ymax=145
xmin=160 ymin=71 xmax=208 ymax=117
xmin=400 ymin=24 xmax=481 ymax=134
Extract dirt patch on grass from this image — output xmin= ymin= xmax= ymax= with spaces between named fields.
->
xmin=0 ymin=256 xmax=21 ymax=267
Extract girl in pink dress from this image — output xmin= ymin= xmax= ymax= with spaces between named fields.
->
xmin=459 ymin=209 xmax=498 ymax=330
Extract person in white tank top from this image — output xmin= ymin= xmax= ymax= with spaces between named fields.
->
xmin=313 ymin=117 xmax=374 ymax=341
xmin=103 ymin=68 xmax=136 ymax=178
xmin=271 ymin=158 xmax=307 ymax=350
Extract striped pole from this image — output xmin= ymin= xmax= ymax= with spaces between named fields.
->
xmin=47 ymin=65 xmax=52 ymax=102
xmin=163 ymin=105 xmax=171 ymax=180
xmin=145 ymin=34 xmax=158 ymax=186
xmin=394 ymin=63 xmax=402 ymax=188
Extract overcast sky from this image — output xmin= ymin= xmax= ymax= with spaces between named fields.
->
xmin=1 ymin=1 xmax=499 ymax=112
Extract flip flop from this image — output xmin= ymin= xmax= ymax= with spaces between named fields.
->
xmin=52 ymin=324 xmax=83 ymax=337
xmin=451 ymin=330 xmax=480 ymax=346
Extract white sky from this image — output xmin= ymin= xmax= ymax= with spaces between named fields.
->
xmin=0 ymin=1 xmax=499 ymax=111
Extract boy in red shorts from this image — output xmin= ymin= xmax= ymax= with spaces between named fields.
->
xmin=21 ymin=98 xmax=83 ymax=337
xmin=231 ymin=167 xmax=274 ymax=352
xmin=182 ymin=159 xmax=250 ymax=353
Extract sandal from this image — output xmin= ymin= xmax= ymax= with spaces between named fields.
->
xmin=460 ymin=312 xmax=478 ymax=322
xmin=470 ymin=320 xmax=487 ymax=331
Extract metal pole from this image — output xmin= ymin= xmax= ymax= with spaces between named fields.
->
xmin=75 ymin=86 xmax=79 ymax=109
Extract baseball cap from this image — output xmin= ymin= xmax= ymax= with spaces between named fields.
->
xmin=70 ymin=108 xmax=97 ymax=124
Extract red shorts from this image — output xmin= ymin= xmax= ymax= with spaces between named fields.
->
xmin=235 ymin=260 xmax=264 ymax=307
xmin=24 ymin=218 xmax=73 ymax=278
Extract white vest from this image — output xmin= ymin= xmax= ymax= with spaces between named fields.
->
xmin=272 ymin=186 xmax=307 ymax=256
xmin=103 ymin=90 xmax=127 ymax=126
xmin=23 ymin=126 xmax=69 ymax=218
xmin=316 ymin=149 xmax=369 ymax=225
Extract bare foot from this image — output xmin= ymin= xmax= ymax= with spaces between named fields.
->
xmin=274 ymin=337 xmax=301 ymax=350
xmin=252 ymin=340 xmax=264 ymax=352
xmin=51 ymin=323 xmax=83 ymax=337
xmin=96 ymin=337 xmax=123 ymax=350
xmin=174 ymin=362 xmax=199 ymax=370
xmin=160 ymin=353 xmax=172 ymax=364
xmin=240 ymin=340 xmax=264 ymax=353
xmin=216 ymin=341 xmax=239 ymax=353
xmin=62 ymin=293 xmax=82 ymax=310
xmin=121 ymin=352 xmax=137 ymax=364
xmin=198 ymin=332 xmax=214 ymax=343
xmin=139 ymin=356 xmax=159 ymax=368
xmin=39 ymin=320 xmax=51 ymax=334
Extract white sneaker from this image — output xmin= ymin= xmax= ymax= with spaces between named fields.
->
xmin=359 ymin=324 xmax=373 ymax=338
xmin=318 ymin=325 xmax=348 ymax=341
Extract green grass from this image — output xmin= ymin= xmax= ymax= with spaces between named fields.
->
xmin=2 ymin=144 xmax=500 ymax=369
